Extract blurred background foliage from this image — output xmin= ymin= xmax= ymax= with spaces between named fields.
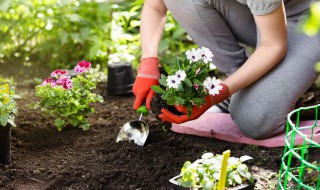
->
xmin=0 ymin=0 xmax=319 ymax=80
xmin=0 ymin=0 xmax=196 ymax=76
xmin=303 ymin=1 xmax=320 ymax=37
xmin=304 ymin=1 xmax=320 ymax=74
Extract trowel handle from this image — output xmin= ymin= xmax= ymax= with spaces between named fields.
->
xmin=137 ymin=101 xmax=148 ymax=116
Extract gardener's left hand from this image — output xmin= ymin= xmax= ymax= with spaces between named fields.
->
xmin=159 ymin=83 xmax=230 ymax=124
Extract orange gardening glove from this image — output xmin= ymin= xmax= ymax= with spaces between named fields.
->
xmin=159 ymin=83 xmax=230 ymax=124
xmin=132 ymin=57 xmax=160 ymax=110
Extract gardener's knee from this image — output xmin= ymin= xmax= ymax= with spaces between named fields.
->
xmin=229 ymin=105 xmax=285 ymax=140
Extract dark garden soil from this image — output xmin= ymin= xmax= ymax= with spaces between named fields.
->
xmin=0 ymin=81 xmax=319 ymax=190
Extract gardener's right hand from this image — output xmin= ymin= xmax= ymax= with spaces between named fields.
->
xmin=159 ymin=83 xmax=230 ymax=124
xmin=132 ymin=57 xmax=160 ymax=110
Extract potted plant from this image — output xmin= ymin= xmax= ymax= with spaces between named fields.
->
xmin=169 ymin=152 xmax=256 ymax=190
xmin=0 ymin=83 xmax=20 ymax=164
xmin=151 ymin=47 xmax=222 ymax=118
xmin=35 ymin=60 xmax=104 ymax=131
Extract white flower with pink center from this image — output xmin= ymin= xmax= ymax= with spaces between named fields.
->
xmin=166 ymin=75 xmax=181 ymax=89
xmin=203 ymin=76 xmax=222 ymax=96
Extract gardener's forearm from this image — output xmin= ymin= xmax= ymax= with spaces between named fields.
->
xmin=141 ymin=0 xmax=167 ymax=59
xmin=224 ymin=45 xmax=287 ymax=94
xmin=223 ymin=2 xmax=287 ymax=95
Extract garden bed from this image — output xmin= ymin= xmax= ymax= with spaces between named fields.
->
xmin=0 ymin=83 xmax=319 ymax=190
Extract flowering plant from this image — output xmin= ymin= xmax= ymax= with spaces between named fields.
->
xmin=35 ymin=60 xmax=104 ymax=131
xmin=151 ymin=47 xmax=223 ymax=117
xmin=0 ymin=84 xmax=20 ymax=127
xmin=176 ymin=152 xmax=254 ymax=189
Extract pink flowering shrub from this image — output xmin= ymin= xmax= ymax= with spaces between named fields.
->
xmin=35 ymin=60 xmax=104 ymax=131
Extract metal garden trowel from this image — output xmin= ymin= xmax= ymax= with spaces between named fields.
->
xmin=116 ymin=105 xmax=149 ymax=147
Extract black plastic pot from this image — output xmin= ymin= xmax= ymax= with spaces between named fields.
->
xmin=0 ymin=125 xmax=12 ymax=164
xmin=106 ymin=62 xmax=135 ymax=95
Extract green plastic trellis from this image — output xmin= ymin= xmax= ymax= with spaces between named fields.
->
xmin=278 ymin=104 xmax=320 ymax=190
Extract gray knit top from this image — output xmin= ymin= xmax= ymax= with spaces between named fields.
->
xmin=236 ymin=0 xmax=314 ymax=16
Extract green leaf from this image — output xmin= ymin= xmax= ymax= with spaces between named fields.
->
xmin=178 ymin=84 xmax=184 ymax=92
xmin=193 ymin=98 xmax=205 ymax=105
xmin=184 ymin=78 xmax=192 ymax=87
xmin=182 ymin=168 xmax=193 ymax=181
xmin=193 ymin=79 xmax=203 ymax=86
xmin=172 ymin=28 xmax=186 ymax=39
xmin=159 ymin=75 xmax=167 ymax=87
xmin=181 ymin=181 xmax=193 ymax=188
xmin=237 ymin=164 xmax=249 ymax=177
xmin=69 ymin=118 xmax=80 ymax=126
xmin=50 ymin=91 xmax=56 ymax=97
xmin=185 ymin=86 xmax=192 ymax=97
xmin=0 ymin=113 xmax=9 ymax=126
xmin=158 ymin=40 xmax=168 ymax=53
xmin=44 ymin=98 xmax=56 ymax=107
xmin=182 ymin=161 xmax=192 ymax=168
xmin=73 ymin=100 xmax=80 ymax=107
xmin=187 ymin=109 xmax=192 ymax=118
xmin=151 ymin=85 xmax=165 ymax=94
xmin=174 ymin=96 xmax=185 ymax=104
xmin=162 ymin=92 xmax=170 ymax=101
xmin=54 ymin=118 xmax=65 ymax=131
xmin=80 ymin=123 xmax=90 ymax=131
xmin=163 ymin=64 xmax=171 ymax=75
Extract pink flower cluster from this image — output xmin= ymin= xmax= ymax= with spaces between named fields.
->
xmin=42 ymin=70 xmax=72 ymax=90
xmin=51 ymin=69 xmax=67 ymax=78
xmin=75 ymin=60 xmax=91 ymax=73
xmin=41 ymin=60 xmax=91 ymax=90
xmin=41 ymin=78 xmax=57 ymax=88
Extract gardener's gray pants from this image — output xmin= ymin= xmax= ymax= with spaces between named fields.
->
xmin=164 ymin=0 xmax=320 ymax=139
